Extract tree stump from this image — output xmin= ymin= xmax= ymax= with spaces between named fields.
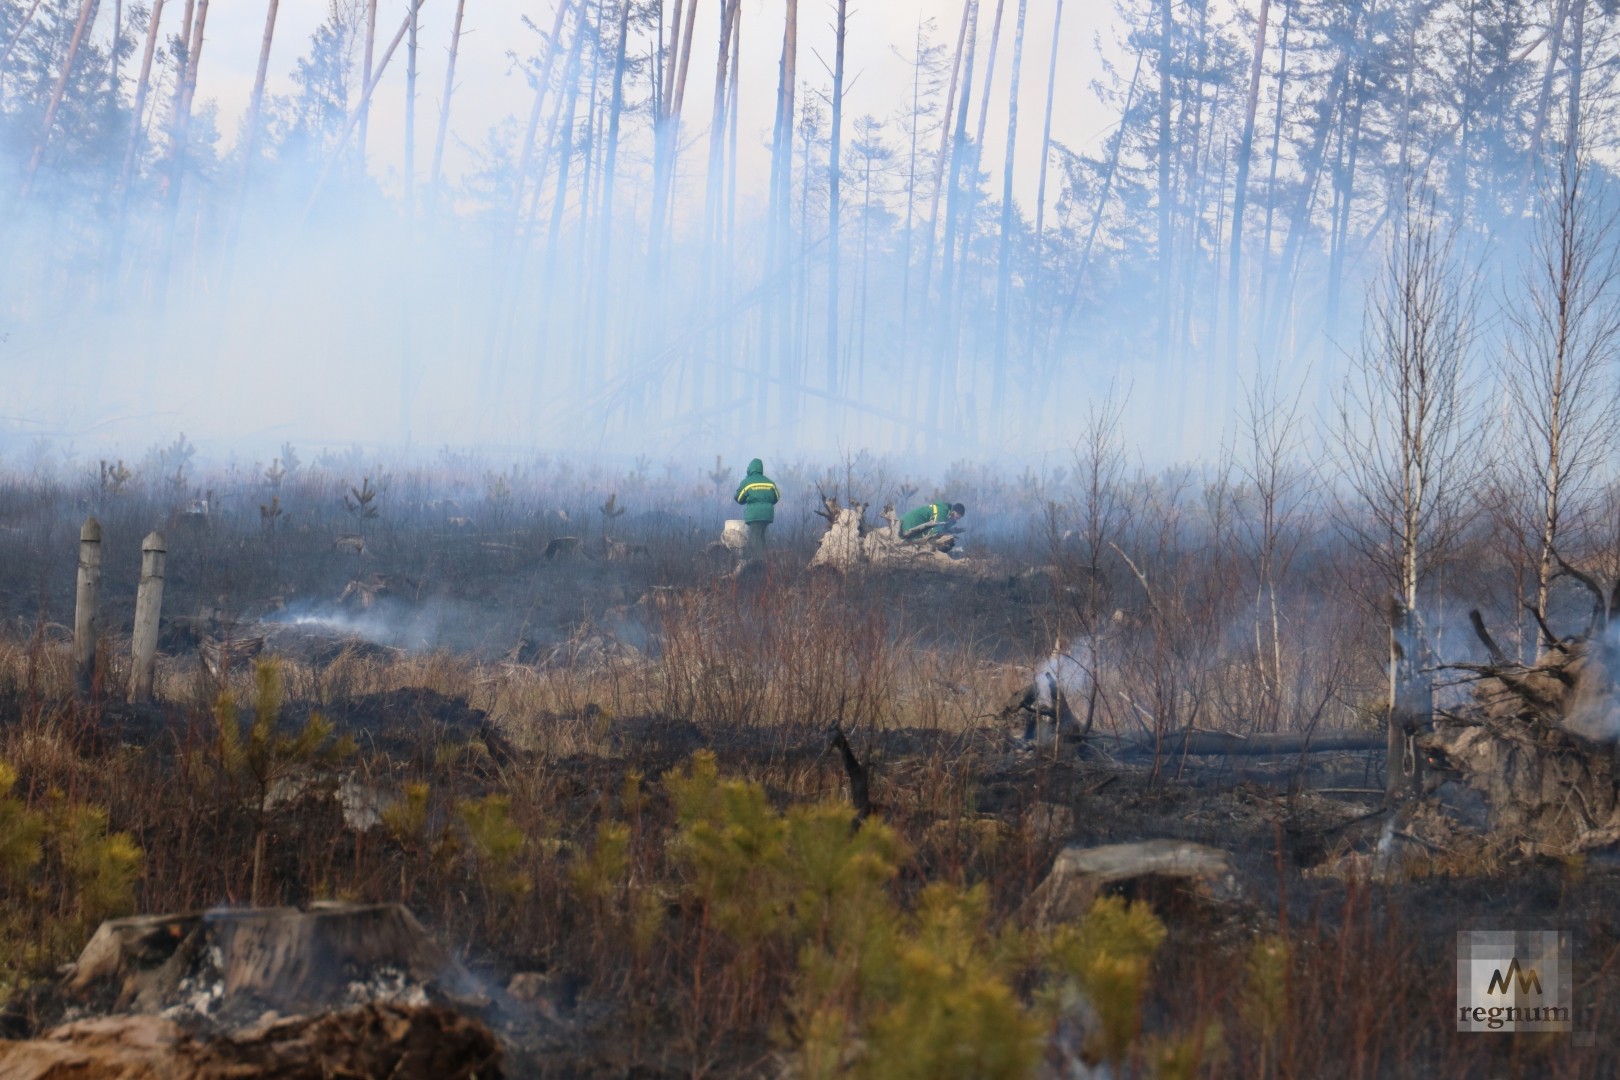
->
xmin=67 ymin=903 xmax=482 ymax=1018
xmin=1025 ymin=840 xmax=1244 ymax=927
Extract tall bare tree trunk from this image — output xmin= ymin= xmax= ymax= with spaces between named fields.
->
xmin=430 ymin=0 xmax=468 ymax=214
xmin=914 ymin=0 xmax=972 ymax=369
xmin=930 ymin=0 xmax=979 ymax=441
xmin=649 ymin=0 xmax=700 ymax=265
xmin=898 ymin=17 xmax=928 ymax=343
xmin=111 ymin=0 xmax=122 ymax=95
xmin=1527 ymin=0 xmax=1571 ymax=179
xmin=1256 ymin=0 xmax=1290 ymax=337
xmin=955 ymin=0 xmax=1004 ymax=293
xmin=20 ymin=0 xmax=97 ymax=198
xmin=826 ymin=0 xmax=847 ymax=396
xmin=1225 ymin=0 xmax=1269 ymax=367
xmin=766 ymin=0 xmax=798 ymax=421
xmin=222 ymin=0 xmax=280 ymax=282
xmin=1032 ymin=0 xmax=1063 ymax=266
xmin=405 ymin=0 xmax=419 ymax=220
xmin=303 ymin=0 xmax=431 ymax=217
xmin=1157 ymin=0 xmax=1174 ymax=365
xmin=1057 ymin=43 xmax=1144 ymax=340
xmin=1564 ymin=0 xmax=1586 ymax=160
xmin=992 ymin=0 xmax=1028 ymax=417
xmin=114 ymin=0 xmax=165 ymax=202
xmin=360 ymin=0 xmax=378 ymax=166
xmin=589 ymin=0 xmax=631 ymax=393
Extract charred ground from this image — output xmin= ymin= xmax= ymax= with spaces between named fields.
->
xmin=0 ymin=462 xmax=1617 ymax=1077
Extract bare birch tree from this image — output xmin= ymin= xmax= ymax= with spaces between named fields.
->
xmin=1496 ymin=151 xmax=1620 ymax=632
xmin=1336 ymin=193 xmax=1479 ymax=800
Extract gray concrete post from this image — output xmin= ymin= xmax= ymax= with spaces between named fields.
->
xmin=74 ymin=517 xmax=102 ymax=698
xmin=129 ymin=531 xmax=166 ymax=704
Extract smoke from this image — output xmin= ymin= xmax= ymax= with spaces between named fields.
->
xmin=266 ymin=596 xmax=490 ymax=655
xmin=2 ymin=0 xmax=1614 ymax=471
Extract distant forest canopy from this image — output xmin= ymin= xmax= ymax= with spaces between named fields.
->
xmin=1 ymin=0 xmax=1618 ymax=459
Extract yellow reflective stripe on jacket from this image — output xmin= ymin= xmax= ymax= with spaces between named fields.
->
xmin=736 ymin=482 xmax=779 ymax=500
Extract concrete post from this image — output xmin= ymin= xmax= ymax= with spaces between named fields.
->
xmin=74 ymin=516 xmax=102 ymax=698
xmin=129 ymin=531 xmax=166 ymax=704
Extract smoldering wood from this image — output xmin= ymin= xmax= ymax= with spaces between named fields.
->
xmin=74 ymin=516 xmax=102 ymax=699
xmin=129 ymin=531 xmax=166 ymax=705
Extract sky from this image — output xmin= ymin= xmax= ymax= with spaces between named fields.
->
xmin=158 ymin=0 xmax=1114 ymax=220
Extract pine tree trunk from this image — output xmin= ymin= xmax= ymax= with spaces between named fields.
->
xmin=1157 ymin=0 xmax=1174 ymax=365
xmin=899 ymin=18 xmax=927 ymax=343
xmin=915 ymin=0 xmax=973 ymax=379
xmin=20 ymin=0 xmax=97 ymax=198
xmin=767 ymin=0 xmax=798 ymax=422
xmin=114 ymin=0 xmax=165 ymax=202
xmin=360 ymin=0 xmax=378 ymax=165
xmin=303 ymin=0 xmax=431 ymax=218
xmin=1032 ymin=0 xmax=1063 ymax=265
xmin=992 ymin=0 xmax=1028 ymax=417
xmin=592 ymin=0 xmax=630 ymax=386
xmin=405 ymin=0 xmax=419 ymax=219
xmin=1224 ymin=0 xmax=1269 ymax=368
xmin=221 ymin=0 xmax=280 ymax=284
xmin=826 ymin=0 xmax=847 ymax=396
xmin=429 ymin=0 xmax=468 ymax=214
xmin=930 ymin=0 xmax=979 ymax=441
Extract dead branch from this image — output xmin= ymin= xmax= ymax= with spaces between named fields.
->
xmin=827 ymin=725 xmax=871 ymax=821
xmin=1525 ymin=603 xmax=1571 ymax=653
xmin=1468 ymin=608 xmax=1507 ymax=665
xmin=1550 ymin=548 xmax=1608 ymax=630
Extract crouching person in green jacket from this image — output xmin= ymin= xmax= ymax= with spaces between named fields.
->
xmin=899 ymin=500 xmax=965 ymax=540
xmin=734 ymin=458 xmax=781 ymax=552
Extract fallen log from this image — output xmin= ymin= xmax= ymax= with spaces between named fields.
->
xmin=1086 ymin=729 xmax=1385 ymax=758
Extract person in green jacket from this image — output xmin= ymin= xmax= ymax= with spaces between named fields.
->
xmin=733 ymin=458 xmax=781 ymax=551
xmin=899 ymin=500 xmax=965 ymax=540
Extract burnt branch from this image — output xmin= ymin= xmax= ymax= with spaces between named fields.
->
xmin=1550 ymin=548 xmax=1608 ymax=630
xmin=1468 ymin=609 xmax=1507 ymax=665
xmin=827 ymin=725 xmax=871 ymax=822
xmin=1525 ymin=603 xmax=1571 ymax=653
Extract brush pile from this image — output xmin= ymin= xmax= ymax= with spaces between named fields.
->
xmin=1423 ymin=608 xmax=1620 ymax=855
xmin=2 ymin=904 xmax=503 ymax=1079
xmin=807 ymin=495 xmax=962 ymax=572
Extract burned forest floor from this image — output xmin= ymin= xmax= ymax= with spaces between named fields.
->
xmin=0 ymin=470 xmax=1618 ymax=1078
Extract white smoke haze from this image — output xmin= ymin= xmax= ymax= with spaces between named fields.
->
xmin=2 ymin=0 xmax=1619 ymax=470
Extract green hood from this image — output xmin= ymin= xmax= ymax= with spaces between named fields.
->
xmin=735 ymin=459 xmax=779 ymax=523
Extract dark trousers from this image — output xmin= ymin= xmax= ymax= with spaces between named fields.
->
xmin=747 ymin=520 xmax=769 ymax=552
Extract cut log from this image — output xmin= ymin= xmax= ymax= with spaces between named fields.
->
xmin=1025 ymin=839 xmax=1244 ymax=927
